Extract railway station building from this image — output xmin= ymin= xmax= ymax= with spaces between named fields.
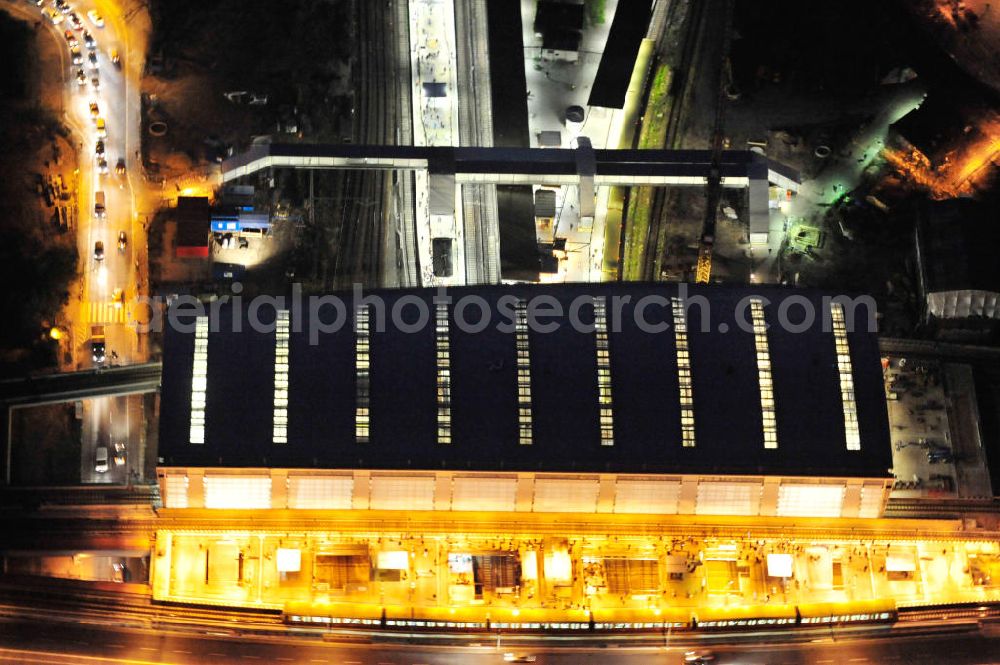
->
xmin=156 ymin=282 xmax=893 ymax=518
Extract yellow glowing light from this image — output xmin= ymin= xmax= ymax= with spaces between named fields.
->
xmin=49 ymin=327 xmax=63 ymax=340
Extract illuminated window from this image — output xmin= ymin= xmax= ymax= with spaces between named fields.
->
xmin=272 ymin=309 xmax=290 ymax=444
xmin=369 ymin=476 xmax=435 ymax=511
xmin=750 ymin=299 xmax=777 ymax=449
xmin=776 ymin=484 xmax=845 ymax=517
xmin=203 ymin=475 xmax=271 ymax=509
xmin=452 ymin=477 xmax=518 ymax=511
xmin=189 ymin=315 xmax=208 ymax=444
xmin=514 ymin=299 xmax=533 ymax=445
xmin=671 ymin=298 xmax=695 ymax=447
xmin=859 ymin=484 xmax=885 ymax=518
xmin=831 ymin=303 xmax=861 ymax=450
xmin=533 ymin=478 xmax=600 ymax=513
xmin=593 ymin=298 xmax=614 ymax=446
xmin=613 ymin=479 xmax=681 ymax=514
xmin=355 ymin=305 xmax=371 ymax=443
xmin=696 ymin=481 xmax=759 ymax=516
xmin=288 ymin=476 xmax=353 ymax=509
xmin=164 ymin=474 xmax=189 ymax=509
xmin=436 ymin=302 xmax=452 ymax=444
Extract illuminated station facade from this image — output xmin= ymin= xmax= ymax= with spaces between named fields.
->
xmin=152 ymin=283 xmax=938 ymax=626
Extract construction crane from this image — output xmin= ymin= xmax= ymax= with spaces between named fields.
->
xmin=695 ymin=0 xmax=734 ymax=284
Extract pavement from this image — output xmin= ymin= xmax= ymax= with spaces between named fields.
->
xmin=408 ymin=0 xmax=467 ymax=286
xmin=153 ymin=524 xmax=1000 ymax=616
xmin=884 ymin=356 xmax=995 ymax=500
xmin=1 ymin=0 xmax=154 ymax=486
xmin=519 ymin=0 xmax=623 ymax=283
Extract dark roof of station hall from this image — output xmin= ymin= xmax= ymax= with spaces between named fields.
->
xmin=158 ymin=283 xmax=891 ymax=479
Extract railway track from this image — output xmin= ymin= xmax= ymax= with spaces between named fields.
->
xmin=639 ymin=0 xmax=710 ymax=281
xmin=335 ymin=0 xmax=393 ymax=287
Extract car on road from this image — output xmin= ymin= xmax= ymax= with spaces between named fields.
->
xmin=95 ymin=139 xmax=105 ymax=157
xmin=115 ymin=157 xmax=126 ymax=175
xmin=117 ymin=231 xmax=127 ymax=252
xmin=63 ymin=29 xmax=77 ymax=46
xmin=54 ymin=0 xmax=71 ymax=14
xmin=76 ymin=68 xmax=87 ymax=86
xmin=83 ymin=30 xmax=96 ymax=49
xmin=95 ymin=446 xmax=109 ymax=473
xmin=70 ymin=45 xmax=83 ymax=64
xmin=109 ymin=47 xmax=120 ymax=68
xmin=96 ymin=117 xmax=106 ymax=137
xmin=43 ymin=8 xmax=63 ymax=24
xmin=502 ymin=655 xmax=536 ymax=663
xmin=113 ymin=442 xmax=126 ymax=466
xmin=93 ymin=240 xmax=104 ymax=260
xmin=87 ymin=9 xmax=104 ymax=27
xmin=111 ymin=287 xmax=124 ymax=307
xmin=89 ymin=101 xmax=99 ymax=118
xmin=88 ymin=50 xmax=98 ymax=69
xmin=97 ymin=157 xmax=108 ymax=174
xmin=91 ymin=76 xmax=100 ymax=91
xmin=68 ymin=12 xmax=83 ymax=30
xmin=684 ymin=650 xmax=715 ymax=664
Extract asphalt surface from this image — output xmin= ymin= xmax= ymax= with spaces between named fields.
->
xmin=4 ymin=0 xmax=150 ymax=487
xmin=1 ymin=615 xmax=999 ymax=664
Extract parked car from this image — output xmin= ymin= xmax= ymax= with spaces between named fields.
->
xmin=87 ymin=9 xmax=104 ymax=27
xmin=42 ymin=7 xmax=63 ymax=24
xmin=95 ymin=446 xmax=109 ymax=473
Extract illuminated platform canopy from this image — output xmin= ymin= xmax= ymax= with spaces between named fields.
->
xmin=159 ymin=283 xmax=890 ymax=481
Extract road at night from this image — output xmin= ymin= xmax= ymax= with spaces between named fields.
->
xmin=1 ymin=615 xmax=999 ymax=664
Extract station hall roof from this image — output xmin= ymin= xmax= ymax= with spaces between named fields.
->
xmin=158 ymin=283 xmax=891 ymax=479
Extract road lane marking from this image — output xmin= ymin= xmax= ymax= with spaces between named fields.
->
xmin=108 ymin=643 xmax=125 ymax=648
xmin=140 ymin=647 xmax=157 ymax=651
xmin=173 ymin=650 xmax=192 ymax=655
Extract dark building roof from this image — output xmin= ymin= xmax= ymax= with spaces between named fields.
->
xmin=486 ymin=0 xmax=530 ymax=149
xmin=534 ymin=1 xmax=584 ymax=35
xmin=588 ymin=0 xmax=652 ymax=108
xmin=159 ymin=283 xmax=891 ymax=479
xmin=916 ymin=198 xmax=1000 ymax=294
xmin=174 ymin=196 xmax=210 ymax=257
xmin=890 ymin=95 xmax=973 ymax=165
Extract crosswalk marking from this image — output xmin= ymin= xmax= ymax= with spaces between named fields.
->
xmin=87 ymin=301 xmax=126 ymax=324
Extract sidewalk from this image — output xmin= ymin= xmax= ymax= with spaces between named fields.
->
xmin=153 ymin=520 xmax=1000 ymax=618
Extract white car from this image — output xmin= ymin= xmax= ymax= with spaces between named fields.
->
xmin=95 ymin=446 xmax=109 ymax=473
xmin=87 ymin=9 xmax=104 ymax=27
